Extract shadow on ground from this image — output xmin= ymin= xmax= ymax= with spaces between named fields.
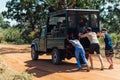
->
xmin=24 ymin=59 xmax=88 ymax=78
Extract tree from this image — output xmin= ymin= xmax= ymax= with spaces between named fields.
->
xmin=2 ymin=0 xmax=120 ymax=33
xmin=100 ymin=0 xmax=120 ymax=33
xmin=2 ymin=0 xmax=48 ymax=30
xmin=0 ymin=14 xmax=10 ymax=28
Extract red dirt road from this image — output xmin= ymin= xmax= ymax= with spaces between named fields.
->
xmin=0 ymin=44 xmax=120 ymax=80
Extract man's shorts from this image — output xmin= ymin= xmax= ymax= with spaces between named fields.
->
xmin=89 ymin=43 xmax=100 ymax=54
xmin=105 ymin=49 xmax=114 ymax=57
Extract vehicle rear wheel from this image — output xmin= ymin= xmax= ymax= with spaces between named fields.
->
xmin=52 ymin=49 xmax=61 ymax=64
xmin=31 ymin=46 xmax=38 ymax=60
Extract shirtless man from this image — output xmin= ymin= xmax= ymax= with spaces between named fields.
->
xmin=79 ymin=27 xmax=104 ymax=70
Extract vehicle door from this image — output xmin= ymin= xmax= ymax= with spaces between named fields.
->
xmin=39 ymin=26 xmax=47 ymax=51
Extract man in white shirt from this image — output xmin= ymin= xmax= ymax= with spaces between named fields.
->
xmin=69 ymin=37 xmax=90 ymax=72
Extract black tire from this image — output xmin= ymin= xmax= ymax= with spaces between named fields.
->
xmin=52 ymin=49 xmax=61 ymax=64
xmin=31 ymin=46 xmax=38 ymax=60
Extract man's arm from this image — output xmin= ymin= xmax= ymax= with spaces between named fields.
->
xmin=79 ymin=33 xmax=87 ymax=38
xmin=96 ymin=33 xmax=105 ymax=38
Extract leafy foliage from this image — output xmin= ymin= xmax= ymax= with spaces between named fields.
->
xmin=0 ymin=14 xmax=10 ymax=28
xmin=2 ymin=0 xmax=48 ymax=30
xmin=110 ymin=33 xmax=118 ymax=45
xmin=4 ymin=27 xmax=22 ymax=42
xmin=100 ymin=0 xmax=120 ymax=33
xmin=99 ymin=33 xmax=120 ymax=46
xmin=1 ymin=0 xmax=120 ymax=44
xmin=110 ymin=33 xmax=120 ymax=45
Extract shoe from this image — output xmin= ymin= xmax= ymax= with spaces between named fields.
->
xmin=90 ymin=66 xmax=93 ymax=69
xmin=77 ymin=67 xmax=82 ymax=71
xmin=109 ymin=64 xmax=113 ymax=69
xmin=100 ymin=66 xmax=104 ymax=70
xmin=86 ymin=66 xmax=90 ymax=72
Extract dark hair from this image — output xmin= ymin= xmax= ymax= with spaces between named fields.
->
xmin=87 ymin=27 xmax=92 ymax=31
xmin=101 ymin=28 xmax=107 ymax=31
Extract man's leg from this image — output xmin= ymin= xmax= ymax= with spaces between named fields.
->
xmin=105 ymin=50 xmax=114 ymax=69
xmin=79 ymin=48 xmax=88 ymax=66
xmin=89 ymin=44 xmax=94 ymax=69
xmin=79 ymin=48 xmax=90 ymax=72
xmin=109 ymin=56 xmax=113 ymax=69
xmin=109 ymin=56 xmax=113 ymax=65
xmin=96 ymin=44 xmax=104 ymax=70
xmin=107 ymin=56 xmax=113 ymax=69
xmin=106 ymin=57 xmax=112 ymax=64
xmin=75 ymin=47 xmax=82 ymax=69
xmin=89 ymin=54 xmax=93 ymax=69
xmin=97 ymin=54 xmax=104 ymax=70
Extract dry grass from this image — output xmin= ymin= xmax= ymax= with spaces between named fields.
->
xmin=0 ymin=55 xmax=34 ymax=80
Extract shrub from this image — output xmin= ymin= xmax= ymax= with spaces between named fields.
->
xmin=21 ymin=28 xmax=33 ymax=43
xmin=29 ymin=28 xmax=40 ymax=39
xmin=4 ymin=27 xmax=22 ymax=42
xmin=15 ymin=39 xmax=26 ymax=44
xmin=116 ymin=34 xmax=120 ymax=43
xmin=98 ymin=37 xmax=104 ymax=44
xmin=98 ymin=33 xmax=119 ymax=47
xmin=110 ymin=33 xmax=118 ymax=45
xmin=0 ymin=27 xmax=4 ymax=43
xmin=0 ymin=27 xmax=40 ymax=44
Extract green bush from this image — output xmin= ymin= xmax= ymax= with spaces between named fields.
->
xmin=29 ymin=28 xmax=40 ymax=39
xmin=0 ymin=26 xmax=40 ymax=44
xmin=116 ymin=34 xmax=120 ymax=43
xmin=21 ymin=28 xmax=33 ymax=43
xmin=0 ymin=27 xmax=4 ymax=43
xmin=110 ymin=33 xmax=118 ymax=45
xmin=15 ymin=39 xmax=26 ymax=44
xmin=98 ymin=37 xmax=104 ymax=44
xmin=0 ymin=27 xmax=34 ymax=44
xmin=4 ymin=27 xmax=22 ymax=42
xmin=98 ymin=33 xmax=120 ymax=46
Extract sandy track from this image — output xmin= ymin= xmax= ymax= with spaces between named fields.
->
xmin=0 ymin=44 xmax=120 ymax=80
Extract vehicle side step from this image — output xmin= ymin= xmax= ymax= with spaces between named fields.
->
xmin=37 ymin=51 xmax=46 ymax=54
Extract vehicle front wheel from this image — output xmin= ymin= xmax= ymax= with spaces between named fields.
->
xmin=52 ymin=49 xmax=61 ymax=64
xmin=31 ymin=46 xmax=38 ymax=60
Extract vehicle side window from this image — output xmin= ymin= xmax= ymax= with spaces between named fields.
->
xmin=91 ymin=14 xmax=98 ymax=28
xmin=47 ymin=16 xmax=66 ymax=38
xmin=41 ymin=28 xmax=46 ymax=39
xmin=91 ymin=14 xmax=99 ymax=32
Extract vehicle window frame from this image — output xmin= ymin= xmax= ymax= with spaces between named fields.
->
xmin=40 ymin=28 xmax=46 ymax=39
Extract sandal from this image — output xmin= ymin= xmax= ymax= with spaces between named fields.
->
xmin=109 ymin=64 xmax=113 ymax=69
xmin=87 ymin=66 xmax=90 ymax=72
xmin=100 ymin=67 xmax=104 ymax=70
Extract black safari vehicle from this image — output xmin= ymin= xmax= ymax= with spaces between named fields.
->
xmin=31 ymin=9 xmax=100 ymax=64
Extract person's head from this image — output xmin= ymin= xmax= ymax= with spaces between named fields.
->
xmin=101 ymin=28 xmax=107 ymax=33
xmin=86 ymin=27 xmax=92 ymax=32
